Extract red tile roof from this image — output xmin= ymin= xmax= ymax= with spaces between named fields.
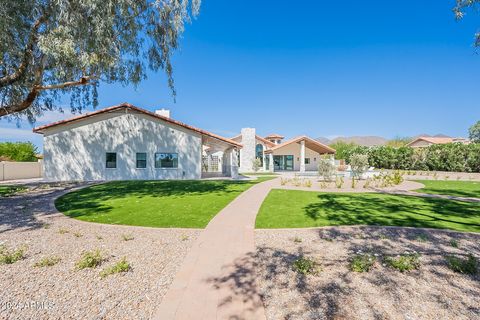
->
xmin=265 ymin=133 xmax=285 ymax=139
xmin=33 ymin=103 xmax=243 ymax=148
xmin=264 ymin=136 xmax=336 ymax=154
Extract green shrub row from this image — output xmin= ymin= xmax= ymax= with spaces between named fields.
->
xmin=342 ymin=143 xmax=480 ymax=172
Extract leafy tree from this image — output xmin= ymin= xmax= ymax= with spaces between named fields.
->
xmin=329 ymin=141 xmax=357 ymax=160
xmin=469 ymin=121 xmax=480 ymax=143
xmin=349 ymin=154 xmax=369 ymax=179
xmin=0 ymin=0 xmax=200 ymax=122
xmin=0 ymin=142 xmax=38 ymax=161
xmin=318 ymin=157 xmax=335 ymax=181
xmin=454 ymin=1 xmax=480 ymax=47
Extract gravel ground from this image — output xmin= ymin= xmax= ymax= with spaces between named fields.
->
xmin=255 ymin=227 xmax=480 ymax=320
xmin=0 ymin=184 xmax=200 ymax=320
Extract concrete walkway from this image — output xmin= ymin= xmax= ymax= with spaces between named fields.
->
xmin=154 ymin=178 xmax=278 ymax=320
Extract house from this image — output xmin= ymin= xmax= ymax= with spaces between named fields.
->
xmin=231 ymin=128 xmax=335 ymax=173
xmin=33 ymin=103 xmax=241 ymax=181
xmin=406 ymin=136 xmax=470 ymax=148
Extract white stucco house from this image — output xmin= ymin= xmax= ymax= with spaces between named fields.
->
xmin=33 ymin=103 xmax=242 ymax=181
xmin=231 ymin=128 xmax=336 ymax=173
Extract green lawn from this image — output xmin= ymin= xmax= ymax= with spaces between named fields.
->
xmin=415 ymin=180 xmax=480 ymax=198
xmin=56 ymin=178 xmax=270 ymax=228
xmin=0 ymin=185 xmax=26 ymax=197
xmin=256 ymin=189 xmax=480 ymax=232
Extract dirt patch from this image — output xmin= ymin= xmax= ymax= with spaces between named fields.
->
xmin=255 ymin=227 xmax=480 ymax=320
xmin=0 ymin=185 xmax=200 ymax=319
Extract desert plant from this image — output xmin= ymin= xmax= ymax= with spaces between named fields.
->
xmin=450 ymin=239 xmax=459 ymax=248
xmin=181 ymin=234 xmax=189 ymax=241
xmin=392 ymin=170 xmax=404 ymax=185
xmin=446 ymin=254 xmax=478 ymax=275
xmin=303 ymin=179 xmax=312 ymax=188
xmin=58 ymin=228 xmax=69 ymax=234
xmin=349 ymin=154 xmax=369 ymax=179
xmin=75 ymin=250 xmax=103 ymax=270
xmin=252 ymin=158 xmax=262 ymax=172
xmin=121 ymin=234 xmax=134 ymax=241
xmin=350 ymin=253 xmax=377 ymax=272
xmin=100 ymin=257 xmax=131 ymax=278
xmin=415 ymin=234 xmax=429 ymax=242
xmin=335 ymin=176 xmax=344 ymax=189
xmin=293 ymin=257 xmax=321 ymax=275
xmin=293 ymin=237 xmax=303 ymax=243
xmin=384 ymin=252 xmax=421 ymax=272
xmin=73 ymin=232 xmax=83 ymax=238
xmin=0 ymin=245 xmax=26 ymax=264
xmin=34 ymin=256 xmax=61 ymax=267
xmin=318 ymin=157 xmax=335 ymax=181
xmin=280 ymin=178 xmax=289 ymax=186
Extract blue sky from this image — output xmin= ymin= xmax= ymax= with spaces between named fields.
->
xmin=1 ymin=0 xmax=480 ymax=150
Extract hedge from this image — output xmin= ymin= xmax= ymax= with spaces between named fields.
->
xmin=0 ymin=142 xmax=38 ymax=162
xmin=342 ymin=143 xmax=480 ymax=173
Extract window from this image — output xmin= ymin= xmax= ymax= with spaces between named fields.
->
xmin=155 ymin=153 xmax=178 ymax=168
xmin=255 ymin=144 xmax=264 ymax=166
xmin=305 ymin=158 xmax=310 ymax=164
xmin=136 ymin=153 xmax=147 ymax=168
xmin=106 ymin=152 xmax=117 ymax=168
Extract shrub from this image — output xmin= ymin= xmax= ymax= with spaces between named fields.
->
xmin=34 ymin=256 xmax=61 ymax=267
xmin=180 ymin=234 xmax=189 ymax=241
xmin=0 ymin=142 xmax=38 ymax=162
xmin=252 ymin=158 xmax=262 ymax=172
xmin=58 ymin=228 xmax=69 ymax=234
xmin=450 ymin=239 xmax=459 ymax=248
xmin=293 ymin=257 xmax=321 ymax=275
xmin=318 ymin=156 xmax=336 ymax=181
xmin=303 ymin=179 xmax=312 ymax=188
xmin=75 ymin=250 xmax=103 ymax=269
xmin=100 ymin=257 xmax=131 ymax=278
xmin=350 ymin=253 xmax=377 ymax=272
xmin=293 ymin=237 xmax=302 ymax=243
xmin=350 ymin=154 xmax=369 ymax=179
xmin=121 ymin=234 xmax=134 ymax=241
xmin=384 ymin=252 xmax=421 ymax=272
xmin=446 ymin=254 xmax=478 ymax=275
xmin=392 ymin=170 xmax=404 ymax=185
xmin=73 ymin=232 xmax=83 ymax=238
xmin=335 ymin=176 xmax=344 ymax=189
xmin=0 ymin=245 xmax=26 ymax=264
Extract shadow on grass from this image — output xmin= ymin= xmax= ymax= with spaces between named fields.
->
xmin=303 ymin=193 xmax=480 ymax=232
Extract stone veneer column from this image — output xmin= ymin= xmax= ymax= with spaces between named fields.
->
xmin=268 ymin=153 xmax=274 ymax=172
xmin=239 ymin=128 xmax=256 ymax=172
xmin=300 ymin=140 xmax=306 ymax=172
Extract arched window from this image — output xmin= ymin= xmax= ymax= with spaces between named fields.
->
xmin=256 ymin=144 xmax=264 ymax=167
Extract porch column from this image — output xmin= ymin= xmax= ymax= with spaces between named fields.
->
xmin=269 ymin=153 xmax=274 ymax=172
xmin=230 ymin=148 xmax=239 ymax=179
xmin=300 ymin=140 xmax=306 ymax=172
xmin=262 ymin=153 xmax=266 ymax=171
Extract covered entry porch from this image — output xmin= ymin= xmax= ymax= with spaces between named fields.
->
xmin=201 ymin=135 xmax=241 ymax=179
xmin=263 ymin=136 xmax=335 ymax=173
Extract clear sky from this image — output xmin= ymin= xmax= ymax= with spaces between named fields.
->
xmin=1 ymin=0 xmax=480 ymax=150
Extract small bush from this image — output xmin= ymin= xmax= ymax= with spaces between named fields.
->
xmin=280 ymin=178 xmax=288 ymax=186
xmin=392 ymin=170 xmax=404 ymax=185
xmin=121 ymin=234 xmax=134 ymax=241
xmin=96 ymin=235 xmax=103 ymax=240
xmin=180 ymin=234 xmax=189 ymax=241
xmin=335 ymin=176 xmax=344 ymax=189
xmin=34 ymin=256 xmax=61 ymax=267
xmin=350 ymin=253 xmax=377 ymax=272
xmin=446 ymin=254 xmax=478 ymax=275
xmin=449 ymin=239 xmax=459 ymax=248
xmin=293 ymin=257 xmax=321 ymax=275
xmin=100 ymin=257 xmax=131 ymax=278
xmin=75 ymin=250 xmax=103 ymax=269
xmin=58 ymin=228 xmax=69 ymax=234
xmin=293 ymin=237 xmax=302 ymax=243
xmin=303 ymin=179 xmax=312 ymax=188
xmin=318 ymin=158 xmax=335 ymax=181
xmin=0 ymin=245 xmax=26 ymax=264
xmin=384 ymin=252 xmax=421 ymax=272
xmin=415 ymin=234 xmax=429 ymax=242
xmin=73 ymin=232 xmax=83 ymax=238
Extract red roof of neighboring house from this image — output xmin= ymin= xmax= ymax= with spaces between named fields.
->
xmin=406 ymin=136 xmax=468 ymax=147
xmin=265 ymin=133 xmax=285 ymax=139
xmin=33 ymin=103 xmax=242 ymax=148
xmin=264 ymin=136 xmax=336 ymax=154
xmin=230 ymin=134 xmax=276 ymax=148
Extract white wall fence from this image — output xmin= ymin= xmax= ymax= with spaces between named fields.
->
xmin=0 ymin=161 xmax=43 ymax=181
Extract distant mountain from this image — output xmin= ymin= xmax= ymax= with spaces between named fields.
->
xmin=316 ymin=136 xmax=387 ymax=147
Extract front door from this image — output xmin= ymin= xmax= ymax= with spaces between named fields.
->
xmin=273 ymin=155 xmax=294 ymax=171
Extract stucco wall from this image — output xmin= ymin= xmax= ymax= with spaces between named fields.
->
xmin=42 ymin=110 xmax=202 ymax=181
xmin=271 ymin=143 xmax=323 ymax=171
xmin=0 ymin=161 xmax=43 ymax=181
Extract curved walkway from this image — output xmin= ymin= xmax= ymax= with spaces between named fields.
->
xmin=154 ymin=178 xmax=279 ymax=320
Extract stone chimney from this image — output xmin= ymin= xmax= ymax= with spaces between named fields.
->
xmin=155 ymin=108 xmax=171 ymax=118
xmin=239 ymin=128 xmax=256 ymax=172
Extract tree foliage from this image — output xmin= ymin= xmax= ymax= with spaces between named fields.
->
xmin=317 ymin=157 xmax=335 ymax=181
xmin=0 ymin=0 xmax=200 ymax=122
xmin=330 ymin=141 xmax=358 ymax=160
xmin=349 ymin=154 xmax=369 ymax=179
xmin=0 ymin=141 xmax=38 ymax=161
xmin=454 ymin=0 xmax=480 ymax=47
xmin=346 ymin=143 xmax=480 ymax=173
xmin=469 ymin=120 xmax=480 ymax=142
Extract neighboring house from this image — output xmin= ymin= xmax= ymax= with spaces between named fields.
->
xmin=231 ymin=128 xmax=335 ymax=173
xmin=33 ymin=103 xmax=241 ymax=181
xmin=406 ymin=136 xmax=470 ymax=148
